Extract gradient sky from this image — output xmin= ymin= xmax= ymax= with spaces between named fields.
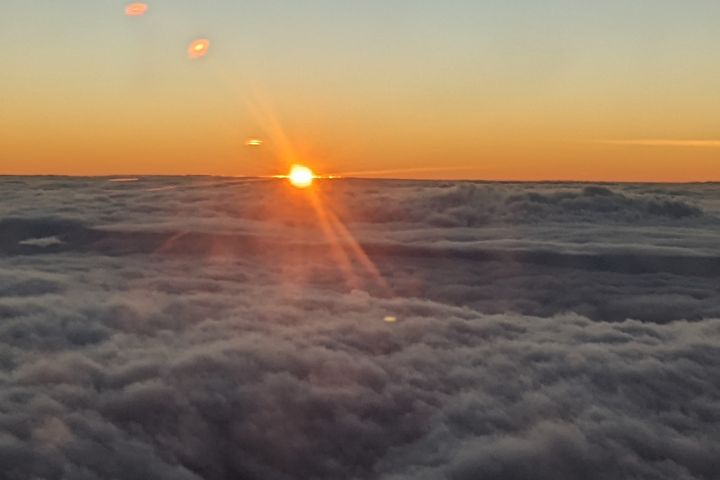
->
xmin=1 ymin=0 xmax=719 ymax=180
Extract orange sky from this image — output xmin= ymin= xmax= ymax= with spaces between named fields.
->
xmin=1 ymin=1 xmax=719 ymax=181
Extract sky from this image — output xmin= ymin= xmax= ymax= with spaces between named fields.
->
xmin=1 ymin=0 xmax=719 ymax=180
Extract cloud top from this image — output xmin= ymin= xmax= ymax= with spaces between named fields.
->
xmin=0 ymin=178 xmax=719 ymax=479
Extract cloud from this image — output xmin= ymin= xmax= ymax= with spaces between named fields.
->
xmin=0 ymin=178 xmax=719 ymax=479
xmin=18 ymin=236 xmax=64 ymax=248
xmin=597 ymin=139 xmax=720 ymax=148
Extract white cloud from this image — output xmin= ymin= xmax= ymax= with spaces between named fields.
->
xmin=18 ymin=236 xmax=64 ymax=247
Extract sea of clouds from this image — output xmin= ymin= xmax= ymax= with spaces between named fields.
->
xmin=1 ymin=177 xmax=719 ymax=479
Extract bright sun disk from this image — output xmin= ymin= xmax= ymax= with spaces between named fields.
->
xmin=288 ymin=165 xmax=314 ymax=189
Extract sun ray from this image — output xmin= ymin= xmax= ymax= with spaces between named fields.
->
xmin=306 ymin=189 xmax=363 ymax=290
xmin=153 ymin=231 xmax=189 ymax=254
xmin=171 ymin=57 xmax=388 ymax=290
xmin=325 ymin=209 xmax=392 ymax=293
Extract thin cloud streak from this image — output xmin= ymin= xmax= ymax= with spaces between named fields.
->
xmin=332 ymin=166 xmax=481 ymax=178
xmin=597 ymin=139 xmax=720 ymax=148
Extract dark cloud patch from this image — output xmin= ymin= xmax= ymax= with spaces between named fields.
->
xmin=0 ymin=217 xmax=88 ymax=255
xmin=506 ymin=185 xmax=704 ymax=221
xmin=336 ymin=182 xmax=710 ymax=227
xmin=0 ymin=178 xmax=719 ymax=479
xmin=382 ymin=258 xmax=720 ymax=323
xmin=0 ymin=275 xmax=63 ymax=297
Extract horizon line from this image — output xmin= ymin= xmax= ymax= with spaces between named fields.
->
xmin=1 ymin=174 xmax=718 ymax=185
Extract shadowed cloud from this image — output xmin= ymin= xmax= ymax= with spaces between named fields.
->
xmin=0 ymin=177 xmax=719 ymax=479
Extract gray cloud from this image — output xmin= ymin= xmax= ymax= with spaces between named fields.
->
xmin=0 ymin=177 xmax=719 ymax=479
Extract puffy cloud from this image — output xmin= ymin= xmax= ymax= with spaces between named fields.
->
xmin=0 ymin=178 xmax=719 ymax=479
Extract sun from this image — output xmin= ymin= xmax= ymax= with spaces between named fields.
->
xmin=288 ymin=164 xmax=315 ymax=189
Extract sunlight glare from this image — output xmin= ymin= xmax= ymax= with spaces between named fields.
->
xmin=288 ymin=165 xmax=314 ymax=189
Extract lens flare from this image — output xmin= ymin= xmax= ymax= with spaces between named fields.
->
xmin=245 ymin=139 xmax=264 ymax=147
xmin=125 ymin=3 xmax=148 ymax=16
xmin=288 ymin=165 xmax=314 ymax=189
xmin=188 ymin=39 xmax=210 ymax=59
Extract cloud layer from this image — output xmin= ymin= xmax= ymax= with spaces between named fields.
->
xmin=1 ymin=177 xmax=719 ymax=479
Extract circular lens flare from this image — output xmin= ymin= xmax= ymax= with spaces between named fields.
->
xmin=288 ymin=165 xmax=314 ymax=189
xmin=125 ymin=3 xmax=148 ymax=16
xmin=188 ymin=39 xmax=210 ymax=59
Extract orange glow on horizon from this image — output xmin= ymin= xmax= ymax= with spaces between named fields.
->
xmin=187 ymin=39 xmax=210 ymax=59
xmin=125 ymin=3 xmax=148 ymax=16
